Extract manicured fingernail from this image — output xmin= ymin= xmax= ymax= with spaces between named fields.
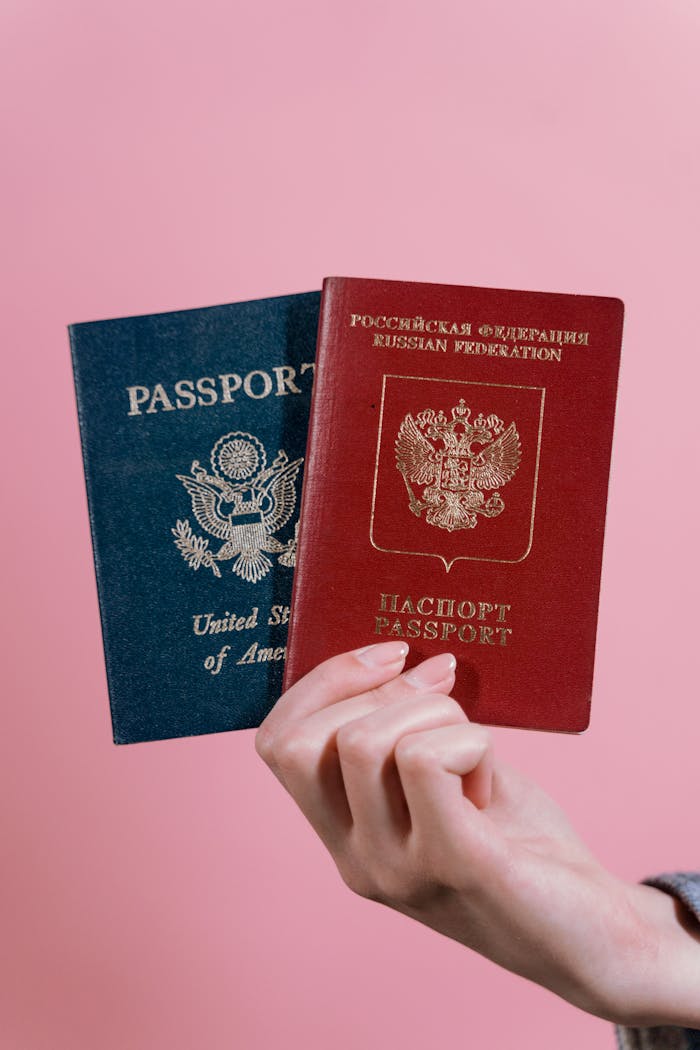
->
xmin=403 ymin=652 xmax=457 ymax=688
xmin=355 ymin=641 xmax=409 ymax=667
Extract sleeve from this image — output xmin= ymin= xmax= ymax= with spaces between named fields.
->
xmin=615 ymin=872 xmax=700 ymax=1050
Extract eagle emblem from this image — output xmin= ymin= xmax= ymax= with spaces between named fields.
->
xmin=395 ymin=400 xmax=521 ymax=531
xmin=171 ymin=431 xmax=302 ymax=582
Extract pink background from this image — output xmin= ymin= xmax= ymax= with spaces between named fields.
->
xmin=3 ymin=2 xmax=698 ymax=1047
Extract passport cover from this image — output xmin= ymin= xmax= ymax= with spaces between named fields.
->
xmin=284 ymin=277 xmax=624 ymax=732
xmin=70 ymin=291 xmax=320 ymax=743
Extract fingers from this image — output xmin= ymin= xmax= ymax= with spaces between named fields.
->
xmin=286 ymin=649 xmax=458 ymax=769
xmin=260 ymin=640 xmax=409 ymax=734
xmin=259 ymin=650 xmax=458 ymax=847
xmin=336 ymin=690 xmax=467 ymax=846
xmin=255 ymin=642 xmax=501 ymax=912
xmin=395 ymin=722 xmax=494 ymax=839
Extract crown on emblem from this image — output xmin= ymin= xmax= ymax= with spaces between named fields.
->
xmin=416 ymin=401 xmax=505 ymax=439
xmin=474 ymin=411 xmax=504 ymax=435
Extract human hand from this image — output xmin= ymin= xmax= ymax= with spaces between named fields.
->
xmin=255 ymin=642 xmax=700 ymax=1027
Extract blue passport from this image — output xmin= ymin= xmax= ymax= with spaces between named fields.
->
xmin=69 ymin=291 xmax=320 ymax=743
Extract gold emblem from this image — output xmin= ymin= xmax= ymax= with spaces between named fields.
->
xmin=395 ymin=400 xmax=521 ymax=531
xmin=171 ymin=431 xmax=301 ymax=583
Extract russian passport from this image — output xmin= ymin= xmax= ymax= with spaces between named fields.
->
xmin=284 ymin=277 xmax=624 ymax=732
xmin=69 ymin=291 xmax=320 ymax=743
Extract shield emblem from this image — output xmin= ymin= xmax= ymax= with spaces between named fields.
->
xmin=370 ymin=375 xmax=545 ymax=570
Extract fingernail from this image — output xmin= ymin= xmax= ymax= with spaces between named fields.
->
xmin=355 ymin=641 xmax=409 ymax=667
xmin=403 ymin=652 xmax=457 ymax=688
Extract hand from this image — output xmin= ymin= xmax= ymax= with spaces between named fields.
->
xmin=256 ymin=642 xmax=700 ymax=1028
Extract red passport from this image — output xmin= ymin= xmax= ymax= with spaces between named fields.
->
xmin=285 ymin=277 xmax=624 ymax=732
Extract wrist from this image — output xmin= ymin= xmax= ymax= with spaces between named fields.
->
xmin=609 ymin=881 xmax=700 ymax=1028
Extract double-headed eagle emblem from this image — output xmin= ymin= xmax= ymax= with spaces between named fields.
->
xmin=395 ymin=399 xmax=521 ymax=531
xmin=171 ymin=431 xmax=302 ymax=583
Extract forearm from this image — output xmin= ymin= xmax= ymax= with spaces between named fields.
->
xmin=611 ymin=882 xmax=700 ymax=1028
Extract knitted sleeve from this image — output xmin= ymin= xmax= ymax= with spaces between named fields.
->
xmin=616 ymin=872 xmax=700 ymax=1050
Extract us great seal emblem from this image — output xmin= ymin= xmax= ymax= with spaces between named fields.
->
xmin=171 ymin=430 xmax=302 ymax=582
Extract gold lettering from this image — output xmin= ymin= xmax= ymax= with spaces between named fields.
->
xmin=374 ymin=592 xmax=513 ymax=647
xmin=243 ymin=370 xmax=273 ymax=399
xmin=147 ymin=383 xmax=175 ymax=413
xmin=219 ymin=373 xmax=242 ymax=403
xmin=126 ymin=385 xmax=150 ymax=416
xmin=174 ymin=379 xmax=196 ymax=409
xmin=237 ymin=642 xmax=258 ymax=664
xmin=272 ymin=365 xmax=301 ymax=396
xmin=267 ymin=605 xmax=288 ymax=626
xmin=195 ymin=376 xmax=217 ymax=406
xmin=440 ymin=621 xmax=456 ymax=641
xmin=192 ymin=613 xmax=212 ymax=635
xmin=127 ymin=363 xmax=311 ymax=419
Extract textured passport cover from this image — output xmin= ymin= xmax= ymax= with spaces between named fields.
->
xmin=284 ymin=277 xmax=624 ymax=732
xmin=70 ymin=291 xmax=320 ymax=743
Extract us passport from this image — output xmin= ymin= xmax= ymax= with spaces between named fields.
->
xmin=284 ymin=277 xmax=624 ymax=732
xmin=69 ymin=291 xmax=320 ymax=743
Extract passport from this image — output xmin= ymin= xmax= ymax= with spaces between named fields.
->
xmin=69 ymin=291 xmax=320 ymax=743
xmin=284 ymin=277 xmax=624 ymax=732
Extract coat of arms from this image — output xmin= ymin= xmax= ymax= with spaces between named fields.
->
xmin=171 ymin=431 xmax=302 ymax=582
xmin=395 ymin=399 xmax=521 ymax=531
